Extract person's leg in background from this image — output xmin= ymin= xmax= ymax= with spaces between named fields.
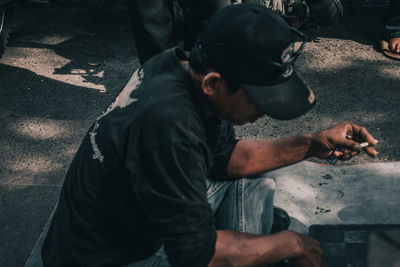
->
xmin=127 ymin=0 xmax=232 ymax=64
xmin=389 ymin=0 xmax=400 ymax=17
xmin=177 ymin=0 xmax=231 ymax=50
xmin=127 ymin=0 xmax=176 ymax=64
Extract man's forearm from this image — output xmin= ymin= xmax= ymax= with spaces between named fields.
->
xmin=208 ymin=230 xmax=301 ymax=267
xmin=227 ymin=135 xmax=312 ymax=178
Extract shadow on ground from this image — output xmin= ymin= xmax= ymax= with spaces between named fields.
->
xmin=0 ymin=185 xmax=60 ymax=267
xmin=0 ymin=6 xmax=139 ymax=266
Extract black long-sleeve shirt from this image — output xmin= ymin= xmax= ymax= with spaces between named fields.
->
xmin=41 ymin=48 xmax=238 ymax=267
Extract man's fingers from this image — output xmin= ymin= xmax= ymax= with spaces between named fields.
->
xmin=292 ymin=234 xmax=325 ymax=267
xmin=348 ymin=123 xmax=379 ymax=157
xmin=333 ymin=149 xmax=360 ymax=160
xmin=332 ymin=144 xmax=377 ymax=161
xmin=342 ymin=150 xmax=355 ymax=160
xmin=314 ymin=246 xmax=323 ymax=257
xmin=344 ymin=139 xmax=363 ymax=152
xmin=309 ymin=239 xmax=323 ymax=256
xmin=364 ymin=146 xmax=378 ymax=157
xmin=350 ymin=124 xmax=377 ymax=146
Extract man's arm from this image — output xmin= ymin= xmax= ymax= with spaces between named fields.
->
xmin=228 ymin=135 xmax=311 ymax=177
xmin=209 ymin=230 xmax=325 ymax=267
xmin=227 ymin=122 xmax=378 ymax=177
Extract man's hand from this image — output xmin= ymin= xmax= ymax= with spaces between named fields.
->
xmin=209 ymin=230 xmax=325 ymax=267
xmin=289 ymin=231 xmax=325 ymax=267
xmin=308 ymin=122 xmax=378 ymax=161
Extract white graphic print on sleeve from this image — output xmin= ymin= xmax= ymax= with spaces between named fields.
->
xmin=89 ymin=67 xmax=144 ymax=163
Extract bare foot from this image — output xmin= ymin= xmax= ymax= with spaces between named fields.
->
xmin=388 ymin=37 xmax=400 ymax=54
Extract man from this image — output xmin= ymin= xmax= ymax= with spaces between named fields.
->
xmin=42 ymin=4 xmax=378 ymax=267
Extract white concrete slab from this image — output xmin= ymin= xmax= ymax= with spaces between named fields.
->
xmin=268 ymin=161 xmax=400 ymax=233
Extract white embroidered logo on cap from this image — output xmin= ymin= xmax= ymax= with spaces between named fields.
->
xmin=281 ymin=43 xmax=295 ymax=78
xmin=282 ymin=65 xmax=294 ymax=78
xmin=281 ymin=43 xmax=294 ymax=63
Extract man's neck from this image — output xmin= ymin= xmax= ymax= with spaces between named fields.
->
xmin=180 ymin=60 xmax=216 ymax=118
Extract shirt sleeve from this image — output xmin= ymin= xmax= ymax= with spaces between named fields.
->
xmin=208 ymin=120 xmax=239 ymax=180
xmin=134 ymin=141 xmax=216 ymax=267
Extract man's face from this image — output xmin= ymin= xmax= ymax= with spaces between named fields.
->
xmin=201 ymin=73 xmax=264 ymax=125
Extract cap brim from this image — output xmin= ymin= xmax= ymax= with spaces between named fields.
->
xmin=241 ymin=72 xmax=316 ymax=120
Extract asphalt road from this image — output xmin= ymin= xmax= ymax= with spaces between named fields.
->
xmin=0 ymin=5 xmax=399 ymax=267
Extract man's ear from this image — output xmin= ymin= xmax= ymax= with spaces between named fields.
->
xmin=201 ymin=72 xmax=223 ymax=96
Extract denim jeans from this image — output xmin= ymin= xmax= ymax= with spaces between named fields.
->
xmin=127 ymin=174 xmax=276 ymax=267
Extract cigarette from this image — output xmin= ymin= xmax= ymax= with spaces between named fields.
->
xmin=346 ymin=135 xmax=378 ymax=148
xmin=360 ymin=139 xmax=378 ymax=148
xmin=360 ymin=142 xmax=369 ymax=148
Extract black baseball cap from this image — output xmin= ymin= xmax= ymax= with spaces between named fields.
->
xmin=193 ymin=4 xmax=316 ymax=120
